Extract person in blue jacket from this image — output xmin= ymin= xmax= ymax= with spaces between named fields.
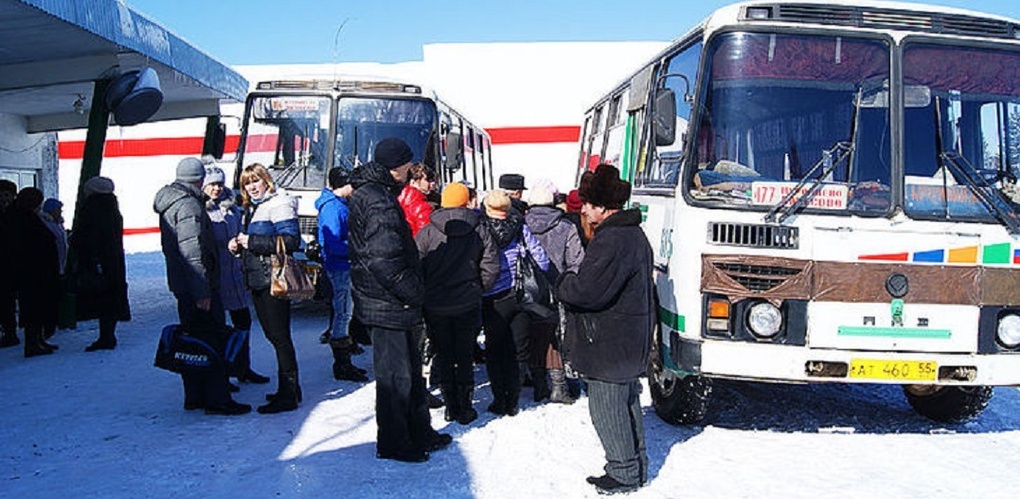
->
xmin=315 ymin=167 xmax=368 ymax=382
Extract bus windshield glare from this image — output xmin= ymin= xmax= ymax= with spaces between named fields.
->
xmin=688 ymin=33 xmax=893 ymax=215
xmin=242 ymin=95 xmax=331 ymax=190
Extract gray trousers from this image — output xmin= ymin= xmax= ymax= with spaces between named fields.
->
xmin=587 ymin=378 xmax=648 ymax=486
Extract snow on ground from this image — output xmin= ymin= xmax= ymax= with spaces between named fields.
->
xmin=3 ymin=251 xmax=1020 ymax=498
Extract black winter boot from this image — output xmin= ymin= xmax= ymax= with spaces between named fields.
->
xmin=456 ymin=385 xmax=477 ymax=425
xmin=330 ymin=337 xmax=368 ymax=382
xmin=530 ymin=366 xmax=550 ymax=402
xmin=24 ymin=327 xmax=53 ymax=358
xmin=440 ymin=383 xmax=460 ymax=422
xmin=258 ymin=371 xmax=300 ymax=414
xmin=548 ymin=368 xmax=575 ymax=404
xmin=0 ymin=327 xmax=19 ymax=348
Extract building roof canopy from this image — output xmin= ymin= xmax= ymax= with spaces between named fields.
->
xmin=0 ymin=0 xmax=248 ymax=132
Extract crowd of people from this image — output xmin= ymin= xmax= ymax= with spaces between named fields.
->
xmin=2 ymin=136 xmax=655 ymax=494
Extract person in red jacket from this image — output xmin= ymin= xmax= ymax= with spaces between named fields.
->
xmin=397 ymin=162 xmax=435 ymax=237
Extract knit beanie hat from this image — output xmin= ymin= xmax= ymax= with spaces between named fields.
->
xmin=84 ymin=176 xmax=115 ymax=195
xmin=42 ymin=198 xmax=63 ymax=214
xmin=441 ymin=182 xmax=470 ymax=208
xmin=373 ymin=138 xmax=413 ymax=169
xmin=177 ymin=157 xmax=206 ymax=182
xmin=527 ymin=185 xmax=555 ymax=207
xmin=565 ymin=189 xmax=583 ymax=212
xmin=203 ymin=166 xmax=226 ymax=186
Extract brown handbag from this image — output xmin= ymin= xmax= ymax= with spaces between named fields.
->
xmin=270 ymin=236 xmax=317 ymax=301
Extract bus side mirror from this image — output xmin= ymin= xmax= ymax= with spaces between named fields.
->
xmin=653 ymin=88 xmax=677 ymax=147
xmin=445 ymin=132 xmax=463 ymax=171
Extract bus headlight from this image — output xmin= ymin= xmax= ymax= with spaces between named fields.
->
xmin=997 ymin=314 xmax=1020 ymax=348
xmin=747 ymin=302 xmax=782 ymax=338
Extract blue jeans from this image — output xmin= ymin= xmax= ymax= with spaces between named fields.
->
xmin=328 ymin=267 xmax=353 ymax=340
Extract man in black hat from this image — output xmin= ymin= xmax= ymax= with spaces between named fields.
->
xmin=348 ymin=137 xmax=451 ymax=462
xmin=557 ymin=164 xmax=653 ymax=495
xmin=498 ymin=173 xmax=529 ymax=213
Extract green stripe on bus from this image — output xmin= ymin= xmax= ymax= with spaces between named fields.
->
xmin=659 ymin=307 xmax=684 ymax=332
xmin=982 ymin=242 xmax=1011 ymax=264
xmin=621 ymin=114 xmax=635 ymax=180
xmin=837 ymin=326 xmax=951 ymax=339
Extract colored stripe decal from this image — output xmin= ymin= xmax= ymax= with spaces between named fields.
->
xmin=659 ymin=306 xmax=684 ymax=332
xmin=859 ymin=253 xmax=909 ymax=261
xmin=982 ymin=243 xmax=1011 ymax=264
xmin=912 ymin=249 xmax=944 ymax=263
xmin=948 ymin=246 xmax=978 ymax=263
xmin=487 ymin=126 xmax=581 ymax=145
xmin=123 ymin=227 xmax=160 ymax=236
xmin=1014 ymin=249 xmax=1020 ymax=264
xmin=838 ymin=326 xmax=951 ymax=339
xmin=58 ymin=126 xmax=582 ymax=159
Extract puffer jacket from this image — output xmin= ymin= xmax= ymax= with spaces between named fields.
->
xmin=239 ymin=190 xmax=300 ymax=292
xmin=557 ymin=209 xmax=654 ymax=383
xmin=525 ymin=205 xmax=584 ymax=283
xmin=153 ymin=181 xmax=217 ymax=301
xmin=398 ymin=184 xmax=432 ymax=237
xmin=415 ymin=207 xmax=499 ymax=315
xmin=205 ymin=189 xmax=251 ymax=311
xmin=348 ymin=162 xmax=424 ymax=330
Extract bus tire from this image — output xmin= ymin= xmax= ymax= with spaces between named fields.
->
xmin=902 ymin=384 xmax=992 ymax=423
xmin=647 ymin=319 xmax=712 ymax=425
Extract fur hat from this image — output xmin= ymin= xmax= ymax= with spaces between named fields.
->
xmin=441 ymin=182 xmax=470 ymax=208
xmin=580 ymin=164 xmax=630 ymax=209
xmin=176 ymin=157 xmax=205 ymax=183
xmin=374 ymin=138 xmax=413 ymax=169
xmin=203 ymin=166 xmax=226 ymax=186
xmin=85 ymin=176 xmax=115 ymax=195
xmin=527 ymin=185 xmax=555 ymax=207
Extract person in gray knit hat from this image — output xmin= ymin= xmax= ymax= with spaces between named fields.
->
xmin=153 ymin=157 xmax=250 ymax=415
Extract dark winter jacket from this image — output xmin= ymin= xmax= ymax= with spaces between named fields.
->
xmin=68 ymin=193 xmax=130 ymax=321
xmin=348 ymin=162 xmax=424 ymax=330
xmin=153 ymin=181 xmax=217 ymax=301
xmin=239 ymin=191 xmax=300 ymax=292
xmin=205 ymin=190 xmax=251 ymax=311
xmin=314 ymin=187 xmax=350 ymax=272
xmin=398 ymin=184 xmax=432 ymax=238
xmin=525 ymin=205 xmax=584 ymax=283
xmin=415 ymin=207 xmax=499 ymax=315
xmin=10 ymin=207 xmax=60 ymax=327
xmin=557 ymin=209 xmax=654 ymax=383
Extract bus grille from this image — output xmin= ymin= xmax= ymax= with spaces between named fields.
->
xmin=299 ymin=216 xmax=318 ymax=236
xmin=708 ymin=222 xmax=798 ymax=250
xmin=712 ymin=262 xmax=801 ymax=292
xmin=748 ymin=4 xmax=1019 ymax=40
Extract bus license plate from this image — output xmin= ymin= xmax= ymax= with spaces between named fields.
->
xmin=848 ymin=359 xmax=937 ymax=381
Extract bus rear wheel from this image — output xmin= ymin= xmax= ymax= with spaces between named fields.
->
xmin=902 ymin=384 xmax=992 ymax=423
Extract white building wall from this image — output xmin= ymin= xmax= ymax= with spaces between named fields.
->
xmin=0 ymin=112 xmax=58 ymax=197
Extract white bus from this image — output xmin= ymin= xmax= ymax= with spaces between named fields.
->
xmin=235 ymin=78 xmax=495 ymax=240
xmin=578 ymin=0 xmax=1020 ymax=424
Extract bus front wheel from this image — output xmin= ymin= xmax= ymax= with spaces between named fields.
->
xmin=647 ymin=324 xmax=712 ymax=425
xmin=902 ymin=384 xmax=992 ymax=423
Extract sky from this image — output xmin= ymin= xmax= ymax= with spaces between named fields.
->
xmin=3 ymin=250 xmax=1020 ymax=498
xmin=125 ymin=0 xmax=1020 ymax=66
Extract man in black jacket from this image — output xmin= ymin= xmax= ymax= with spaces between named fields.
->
xmin=557 ymin=164 xmax=654 ymax=495
xmin=349 ymin=137 xmax=451 ymax=463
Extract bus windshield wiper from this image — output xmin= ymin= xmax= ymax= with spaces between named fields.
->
xmin=765 ymin=88 xmax=861 ymax=224
xmin=939 ymin=151 xmax=1020 ymax=234
xmin=764 ymin=141 xmax=853 ymax=224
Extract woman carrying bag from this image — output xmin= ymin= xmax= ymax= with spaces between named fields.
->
xmin=229 ymin=163 xmax=302 ymax=414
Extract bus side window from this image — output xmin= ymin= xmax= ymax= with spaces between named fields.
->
xmin=648 ymin=40 xmax=702 ymax=188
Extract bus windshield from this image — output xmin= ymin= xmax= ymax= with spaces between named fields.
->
xmin=334 ymin=97 xmax=436 ymax=172
xmin=687 ymin=32 xmax=892 ymax=216
xmin=903 ymin=42 xmax=1020 ymax=226
xmin=241 ymin=95 xmax=332 ymax=191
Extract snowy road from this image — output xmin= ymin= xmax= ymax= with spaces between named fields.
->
xmin=2 ymin=251 xmax=1019 ymax=498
